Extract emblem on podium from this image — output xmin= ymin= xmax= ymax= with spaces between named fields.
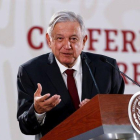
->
xmin=128 ymin=91 xmax=140 ymax=134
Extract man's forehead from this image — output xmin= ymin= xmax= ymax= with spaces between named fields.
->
xmin=51 ymin=21 xmax=82 ymax=35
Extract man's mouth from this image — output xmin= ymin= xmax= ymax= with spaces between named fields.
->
xmin=61 ymin=52 xmax=72 ymax=56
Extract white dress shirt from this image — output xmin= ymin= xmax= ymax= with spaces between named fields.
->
xmin=55 ymin=56 xmax=82 ymax=102
xmin=35 ymin=56 xmax=83 ymax=124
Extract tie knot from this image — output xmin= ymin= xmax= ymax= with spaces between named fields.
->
xmin=65 ymin=69 xmax=74 ymax=76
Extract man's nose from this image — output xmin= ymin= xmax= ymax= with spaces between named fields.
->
xmin=63 ymin=39 xmax=71 ymax=49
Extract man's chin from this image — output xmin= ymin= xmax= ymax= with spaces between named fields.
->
xmin=60 ymin=60 xmax=75 ymax=68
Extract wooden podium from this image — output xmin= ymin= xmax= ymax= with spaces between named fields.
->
xmin=41 ymin=94 xmax=140 ymax=140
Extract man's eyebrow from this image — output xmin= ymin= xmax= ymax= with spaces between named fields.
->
xmin=70 ymin=35 xmax=78 ymax=37
xmin=54 ymin=34 xmax=79 ymax=37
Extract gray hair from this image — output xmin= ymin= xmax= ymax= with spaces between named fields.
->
xmin=47 ymin=11 xmax=86 ymax=38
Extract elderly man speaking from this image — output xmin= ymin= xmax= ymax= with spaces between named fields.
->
xmin=17 ymin=11 xmax=124 ymax=139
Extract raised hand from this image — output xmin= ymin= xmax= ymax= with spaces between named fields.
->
xmin=34 ymin=83 xmax=61 ymax=114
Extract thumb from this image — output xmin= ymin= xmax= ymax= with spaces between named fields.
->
xmin=34 ymin=83 xmax=42 ymax=97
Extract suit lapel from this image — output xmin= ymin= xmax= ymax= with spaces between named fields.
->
xmin=81 ymin=52 xmax=98 ymax=101
xmin=44 ymin=53 xmax=75 ymax=110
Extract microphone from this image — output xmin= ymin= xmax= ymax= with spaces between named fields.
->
xmin=84 ymin=56 xmax=100 ymax=94
xmin=100 ymin=57 xmax=140 ymax=87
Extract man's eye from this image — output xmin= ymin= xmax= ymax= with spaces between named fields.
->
xmin=70 ymin=37 xmax=78 ymax=42
xmin=57 ymin=37 xmax=63 ymax=41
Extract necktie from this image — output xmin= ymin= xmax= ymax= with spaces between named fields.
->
xmin=65 ymin=69 xmax=80 ymax=110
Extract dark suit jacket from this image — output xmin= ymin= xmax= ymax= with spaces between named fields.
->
xmin=17 ymin=52 xmax=124 ymax=137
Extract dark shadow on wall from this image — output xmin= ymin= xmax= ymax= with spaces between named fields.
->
xmin=0 ymin=1 xmax=15 ymax=47
xmin=4 ymin=61 xmax=24 ymax=140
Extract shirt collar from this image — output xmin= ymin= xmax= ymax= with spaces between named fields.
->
xmin=55 ymin=56 xmax=82 ymax=74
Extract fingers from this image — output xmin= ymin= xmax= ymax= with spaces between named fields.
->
xmin=79 ymin=98 xmax=90 ymax=108
xmin=39 ymin=93 xmax=51 ymax=102
xmin=34 ymin=83 xmax=62 ymax=113
xmin=34 ymin=94 xmax=61 ymax=114
xmin=36 ymin=95 xmax=61 ymax=113
xmin=34 ymin=83 xmax=42 ymax=97
xmin=54 ymin=97 xmax=61 ymax=106
xmin=43 ymin=95 xmax=61 ymax=107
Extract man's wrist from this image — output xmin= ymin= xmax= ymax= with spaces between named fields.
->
xmin=35 ymin=111 xmax=46 ymax=125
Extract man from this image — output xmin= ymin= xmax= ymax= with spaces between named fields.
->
xmin=17 ymin=11 xmax=125 ymax=139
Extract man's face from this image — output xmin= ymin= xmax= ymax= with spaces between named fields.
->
xmin=46 ymin=21 xmax=87 ymax=68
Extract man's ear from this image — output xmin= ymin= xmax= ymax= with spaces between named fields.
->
xmin=46 ymin=33 xmax=51 ymax=48
xmin=82 ymin=35 xmax=88 ymax=49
